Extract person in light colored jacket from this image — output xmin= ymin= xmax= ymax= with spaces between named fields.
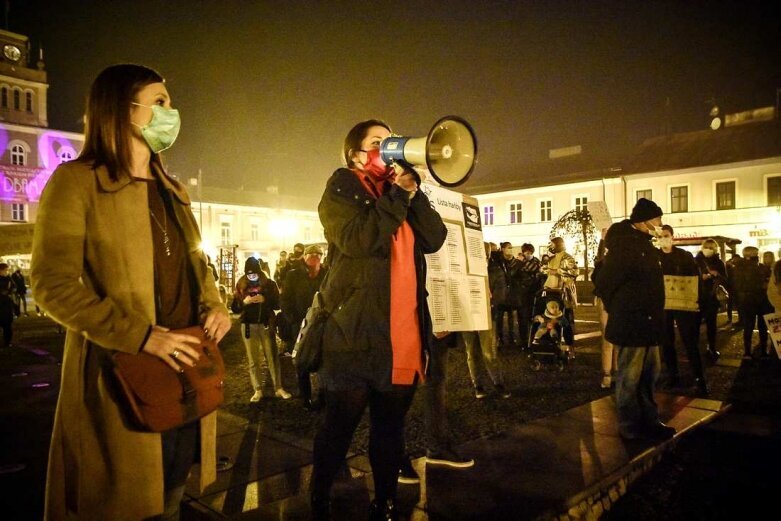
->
xmin=32 ymin=64 xmax=230 ymax=520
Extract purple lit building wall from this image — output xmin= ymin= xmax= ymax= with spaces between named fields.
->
xmin=0 ymin=28 xmax=83 ymax=260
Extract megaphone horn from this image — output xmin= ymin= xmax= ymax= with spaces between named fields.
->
xmin=379 ymin=116 xmax=477 ymax=187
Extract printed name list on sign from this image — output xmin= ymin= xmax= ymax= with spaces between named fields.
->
xmin=422 ymin=182 xmax=490 ymax=332
xmin=765 ymin=313 xmax=781 ymax=359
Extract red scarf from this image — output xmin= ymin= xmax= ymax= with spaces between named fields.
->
xmin=352 ymin=169 xmax=423 ymax=385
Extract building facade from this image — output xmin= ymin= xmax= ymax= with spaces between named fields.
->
xmin=0 ymin=29 xmax=83 ymax=268
xmin=0 ymin=29 xmax=325 ymax=277
xmin=468 ymin=120 xmax=781 ymax=260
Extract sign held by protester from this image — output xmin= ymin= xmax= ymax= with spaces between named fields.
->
xmin=587 ymin=201 xmax=613 ymax=233
xmin=764 ymin=312 xmax=781 ymax=358
xmin=421 ymin=182 xmax=490 ymax=332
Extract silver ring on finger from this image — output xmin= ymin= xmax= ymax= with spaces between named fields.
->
xmin=171 ymin=349 xmax=180 ymax=359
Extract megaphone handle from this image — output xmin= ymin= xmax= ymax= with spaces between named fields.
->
xmin=394 ymin=160 xmax=421 ymax=186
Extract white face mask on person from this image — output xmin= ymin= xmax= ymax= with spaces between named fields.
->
xmin=658 ymin=237 xmax=673 ymax=250
xmin=247 ymin=273 xmax=259 ymax=282
xmin=702 ymin=248 xmax=715 ymax=258
xmin=645 ymin=221 xmax=664 ymax=238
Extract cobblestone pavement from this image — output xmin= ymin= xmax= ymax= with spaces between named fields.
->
xmin=0 ymin=306 xmax=768 ymax=520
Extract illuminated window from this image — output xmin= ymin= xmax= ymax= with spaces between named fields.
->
xmin=12 ymin=88 xmax=20 ymax=110
xmin=509 ymin=202 xmax=522 ymax=224
xmin=540 ymin=200 xmax=552 ymax=222
xmin=304 ymin=227 xmax=312 ymax=241
xmin=11 ymin=203 xmax=26 ymax=221
xmin=1 ymin=86 xmax=7 ymax=108
xmin=483 ymin=205 xmax=494 ymax=225
xmin=220 ymin=222 xmax=232 ymax=245
xmin=250 ymin=223 xmax=259 ymax=241
xmin=10 ymin=144 xmax=26 ymax=165
xmin=636 ymin=189 xmax=652 ymax=201
xmin=670 ymin=186 xmax=688 ymax=213
xmin=574 ymin=196 xmax=588 ymax=212
xmin=768 ymin=176 xmax=781 ymax=206
xmin=25 ymin=91 xmax=33 ymax=113
xmin=715 ymin=181 xmax=735 ymax=210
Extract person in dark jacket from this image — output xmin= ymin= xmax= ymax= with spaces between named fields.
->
xmin=694 ymin=239 xmax=727 ymax=360
xmin=517 ymin=243 xmax=542 ymax=349
xmin=658 ymin=225 xmax=707 ymax=394
xmin=235 ymin=257 xmax=291 ymax=402
xmin=495 ymin=241 xmax=522 ymax=346
xmin=732 ymin=247 xmax=773 ymax=359
xmin=725 ymin=252 xmax=741 ymax=324
xmin=594 ymin=198 xmax=675 ymax=441
xmin=10 ymin=268 xmax=27 ymax=316
xmin=462 ymin=243 xmax=511 ymax=400
xmin=281 ymin=244 xmax=328 ymax=408
xmin=311 ymin=120 xmax=447 ymax=520
xmin=0 ymin=263 xmax=14 ymax=347
xmin=593 ymin=229 xmax=617 ymax=389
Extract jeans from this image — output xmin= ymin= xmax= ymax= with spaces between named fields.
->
xmin=518 ymin=299 xmax=534 ymax=348
xmin=462 ymin=329 xmax=505 ymax=388
xmin=495 ymin=305 xmax=518 ymax=344
xmin=156 ymin=421 xmax=198 ymax=520
xmin=739 ymin=304 xmax=769 ymax=355
xmin=312 ymin=383 xmax=416 ymax=502
xmin=423 ymin=336 xmax=450 ymax=453
xmin=615 ymin=345 xmax=661 ymax=434
xmin=661 ymin=310 xmax=704 ymax=380
xmin=242 ymin=323 xmax=282 ymax=391
xmin=699 ymin=307 xmax=718 ymax=351
xmin=596 ymin=298 xmax=617 ymax=377
xmin=563 ymin=307 xmax=575 ymax=346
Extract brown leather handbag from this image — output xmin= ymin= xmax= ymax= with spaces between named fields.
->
xmin=112 ymin=326 xmax=225 ymax=432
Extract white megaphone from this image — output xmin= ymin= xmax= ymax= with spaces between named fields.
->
xmin=379 ymin=116 xmax=477 ymax=187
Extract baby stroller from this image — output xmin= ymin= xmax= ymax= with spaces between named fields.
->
xmin=527 ymin=288 xmax=571 ymax=371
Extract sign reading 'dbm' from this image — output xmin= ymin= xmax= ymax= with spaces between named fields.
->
xmin=0 ymin=166 xmax=53 ymax=203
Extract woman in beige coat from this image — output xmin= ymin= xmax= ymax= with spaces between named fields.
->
xmin=31 ymin=64 xmax=231 ymax=520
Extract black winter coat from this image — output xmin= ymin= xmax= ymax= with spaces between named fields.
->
xmin=281 ymin=265 xmax=328 ymax=338
xmin=594 ymin=220 xmax=665 ymax=347
xmin=695 ymin=252 xmax=727 ymax=313
xmin=317 ymin=168 xmax=447 ymax=391
xmin=235 ymin=275 xmax=279 ymax=326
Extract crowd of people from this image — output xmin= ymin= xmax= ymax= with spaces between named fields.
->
xmin=17 ymin=62 xmax=781 ymax=521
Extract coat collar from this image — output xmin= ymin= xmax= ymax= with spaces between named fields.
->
xmin=94 ymin=161 xmax=191 ymax=205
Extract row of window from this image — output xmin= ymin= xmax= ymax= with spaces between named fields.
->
xmin=485 ymin=196 xmax=585 ymax=226
xmin=0 ymin=86 xmax=34 ymax=113
xmin=5 ymin=141 xmax=75 ymax=166
xmin=483 ymin=177 xmax=781 ymax=226
xmin=215 ymin=221 xmax=314 ymax=246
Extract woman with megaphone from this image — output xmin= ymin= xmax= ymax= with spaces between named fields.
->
xmin=310 ymin=120 xmax=447 ymax=520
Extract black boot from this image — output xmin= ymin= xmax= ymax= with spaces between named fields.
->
xmin=369 ymin=498 xmax=398 ymax=521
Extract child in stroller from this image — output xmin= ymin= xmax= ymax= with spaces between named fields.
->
xmin=527 ymin=289 xmax=571 ymax=371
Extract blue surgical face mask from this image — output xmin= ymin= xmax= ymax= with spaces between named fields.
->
xmin=132 ymin=102 xmax=181 ymax=153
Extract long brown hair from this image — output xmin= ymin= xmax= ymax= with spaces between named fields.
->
xmin=79 ymin=64 xmax=165 ymax=181
xmin=342 ymin=119 xmax=391 ymax=168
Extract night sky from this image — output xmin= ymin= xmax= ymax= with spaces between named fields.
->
xmin=9 ymin=0 xmax=781 ymax=201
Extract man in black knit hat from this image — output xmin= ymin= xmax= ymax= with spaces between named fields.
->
xmin=595 ymin=198 xmax=676 ymax=440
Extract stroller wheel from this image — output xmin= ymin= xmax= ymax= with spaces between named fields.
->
xmin=530 ymin=359 xmax=542 ymax=371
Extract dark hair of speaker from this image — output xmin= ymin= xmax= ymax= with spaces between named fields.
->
xmin=79 ymin=64 xmax=166 ymax=182
xmin=661 ymin=224 xmax=674 ymax=235
xmin=342 ymin=119 xmax=391 ymax=168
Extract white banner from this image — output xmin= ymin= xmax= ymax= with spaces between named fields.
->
xmin=764 ymin=312 xmax=781 ymax=359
